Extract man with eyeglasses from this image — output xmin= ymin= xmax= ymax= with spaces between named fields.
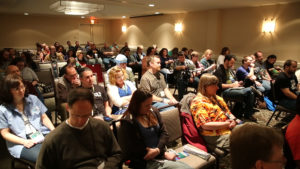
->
xmin=57 ymin=65 xmax=81 ymax=121
xmin=230 ymin=123 xmax=286 ymax=169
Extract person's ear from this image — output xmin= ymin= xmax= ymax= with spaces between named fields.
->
xmin=255 ymin=160 xmax=264 ymax=169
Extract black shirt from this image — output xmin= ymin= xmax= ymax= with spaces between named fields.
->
xmin=274 ymin=72 xmax=298 ymax=100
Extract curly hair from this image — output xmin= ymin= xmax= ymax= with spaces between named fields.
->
xmin=108 ymin=66 xmax=128 ymax=85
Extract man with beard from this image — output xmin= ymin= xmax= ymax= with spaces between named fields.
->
xmin=274 ymin=60 xmax=299 ymax=110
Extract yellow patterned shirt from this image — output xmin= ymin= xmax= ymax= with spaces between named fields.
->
xmin=190 ymin=94 xmax=232 ymax=136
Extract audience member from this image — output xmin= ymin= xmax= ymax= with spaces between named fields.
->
xmin=86 ymin=43 xmax=103 ymax=65
xmin=140 ymin=55 xmax=178 ymax=110
xmin=0 ymin=74 xmax=54 ymax=162
xmin=118 ymin=89 xmax=193 ymax=169
xmin=236 ymin=56 xmax=266 ymax=94
xmin=57 ymin=65 xmax=81 ymax=121
xmin=101 ymin=42 xmax=115 ymax=70
xmin=74 ymin=41 xmax=83 ymax=52
xmin=107 ymin=66 xmax=136 ymax=115
xmin=66 ymin=40 xmax=75 ymax=54
xmin=0 ymin=49 xmax=11 ymax=72
xmin=214 ymin=55 xmax=257 ymax=121
xmin=190 ymin=73 xmax=240 ymax=151
xmin=8 ymin=48 xmax=18 ymax=60
xmin=200 ymin=49 xmax=216 ymax=73
xmin=110 ymin=42 xmax=119 ymax=54
xmin=169 ymin=47 xmax=179 ymax=59
xmin=65 ymin=49 xmax=74 ymax=61
xmin=254 ymin=51 xmax=271 ymax=95
xmin=159 ymin=48 xmax=174 ymax=78
xmin=80 ymin=68 xmax=112 ymax=118
xmin=173 ymin=52 xmax=197 ymax=100
xmin=264 ymin=54 xmax=281 ymax=79
xmin=119 ymin=42 xmax=129 ymax=54
xmin=36 ymin=88 xmax=121 ymax=169
xmin=274 ymin=60 xmax=299 ymax=111
xmin=58 ymin=57 xmax=82 ymax=77
xmin=56 ymin=45 xmax=66 ymax=57
xmin=106 ymin=54 xmax=135 ymax=85
xmin=128 ymin=46 xmax=143 ymax=80
xmin=76 ymin=50 xmax=87 ymax=67
xmin=21 ymin=52 xmax=38 ymax=71
xmin=44 ymin=46 xmax=64 ymax=62
xmin=142 ymin=46 xmax=155 ymax=75
xmin=217 ymin=47 xmax=230 ymax=68
xmin=230 ymin=123 xmax=285 ymax=169
xmin=286 ymin=95 xmax=300 ymax=168
xmin=11 ymin=57 xmax=39 ymax=87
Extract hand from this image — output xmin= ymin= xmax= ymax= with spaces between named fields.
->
xmin=23 ymin=139 xmax=36 ymax=148
xmin=164 ymin=152 xmax=176 ymax=161
xmin=169 ymin=98 xmax=178 ymax=105
xmin=182 ymin=65 xmax=186 ymax=70
xmin=232 ymin=81 xmax=241 ymax=88
xmin=228 ymin=120 xmax=236 ymax=129
xmin=211 ymin=64 xmax=216 ymax=70
xmin=144 ymin=147 xmax=160 ymax=160
xmin=72 ymin=78 xmax=81 ymax=87
xmin=32 ymin=80 xmax=38 ymax=86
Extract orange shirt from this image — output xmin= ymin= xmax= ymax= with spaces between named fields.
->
xmin=190 ymin=94 xmax=232 ymax=136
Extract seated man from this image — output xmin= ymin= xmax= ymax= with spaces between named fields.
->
xmin=128 ymin=46 xmax=144 ymax=80
xmin=286 ymin=95 xmax=300 ymax=168
xmin=36 ymin=88 xmax=122 ymax=169
xmin=140 ymin=55 xmax=178 ymax=110
xmin=173 ymin=52 xmax=197 ymax=100
xmin=254 ymin=51 xmax=271 ymax=95
xmin=236 ymin=55 xmax=265 ymax=94
xmin=44 ymin=45 xmax=64 ymax=62
xmin=79 ymin=68 xmax=112 ymax=118
xmin=86 ymin=43 xmax=103 ymax=66
xmin=214 ymin=55 xmax=257 ymax=121
xmin=100 ymin=42 xmax=115 ymax=70
xmin=230 ymin=123 xmax=285 ymax=169
xmin=57 ymin=65 xmax=81 ymax=121
xmin=274 ymin=60 xmax=299 ymax=111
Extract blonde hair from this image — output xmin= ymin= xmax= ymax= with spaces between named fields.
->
xmin=202 ymin=49 xmax=213 ymax=58
xmin=108 ymin=66 xmax=128 ymax=85
xmin=76 ymin=50 xmax=83 ymax=58
xmin=197 ymin=73 xmax=219 ymax=96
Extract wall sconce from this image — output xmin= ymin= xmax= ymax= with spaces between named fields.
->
xmin=122 ymin=25 xmax=127 ymax=32
xmin=175 ymin=23 xmax=183 ymax=32
xmin=90 ymin=19 xmax=95 ymax=24
xmin=262 ymin=19 xmax=276 ymax=33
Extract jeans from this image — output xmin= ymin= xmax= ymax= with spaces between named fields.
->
xmin=222 ymin=87 xmax=255 ymax=116
xmin=262 ymin=80 xmax=271 ymax=95
xmin=20 ymin=143 xmax=42 ymax=162
xmin=152 ymin=102 xmax=175 ymax=112
xmin=103 ymin=58 xmax=116 ymax=70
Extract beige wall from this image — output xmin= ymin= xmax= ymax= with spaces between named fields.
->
xmin=110 ymin=2 xmax=300 ymax=62
xmin=0 ymin=1 xmax=299 ymax=63
xmin=0 ymin=14 xmax=112 ymax=49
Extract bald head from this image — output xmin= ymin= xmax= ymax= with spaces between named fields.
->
xmin=6 ymin=65 xmax=21 ymax=76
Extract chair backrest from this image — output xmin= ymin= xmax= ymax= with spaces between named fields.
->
xmin=160 ymin=108 xmax=182 ymax=142
xmin=38 ymin=63 xmax=52 ymax=71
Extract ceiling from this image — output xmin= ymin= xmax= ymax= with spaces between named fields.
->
xmin=0 ymin=0 xmax=299 ymax=19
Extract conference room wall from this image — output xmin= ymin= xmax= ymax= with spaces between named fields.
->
xmin=110 ymin=1 xmax=300 ymax=62
xmin=0 ymin=14 xmax=112 ymax=49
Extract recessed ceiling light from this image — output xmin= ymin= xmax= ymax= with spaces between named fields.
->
xmin=155 ymin=12 xmax=160 ymax=14
xmin=24 ymin=12 xmax=29 ymax=15
xmin=81 ymin=16 xmax=85 ymax=18
xmin=148 ymin=4 xmax=155 ymax=7
xmin=122 ymin=16 xmax=126 ymax=18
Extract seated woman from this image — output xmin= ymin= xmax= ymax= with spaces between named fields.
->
xmin=107 ymin=66 xmax=136 ymax=115
xmin=76 ymin=50 xmax=87 ymax=68
xmin=190 ymin=73 xmax=240 ymax=152
xmin=0 ymin=74 xmax=55 ymax=162
xmin=118 ymin=89 xmax=192 ymax=169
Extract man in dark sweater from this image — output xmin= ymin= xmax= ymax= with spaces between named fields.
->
xmin=214 ymin=55 xmax=257 ymax=121
xmin=36 ymin=88 xmax=121 ymax=169
xmin=274 ymin=60 xmax=299 ymax=111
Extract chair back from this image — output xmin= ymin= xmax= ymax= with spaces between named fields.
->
xmin=160 ymin=108 xmax=182 ymax=142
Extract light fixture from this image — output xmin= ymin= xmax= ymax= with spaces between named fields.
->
xmin=90 ymin=19 xmax=95 ymax=24
xmin=175 ymin=23 xmax=183 ymax=32
xmin=122 ymin=25 xmax=127 ymax=32
xmin=122 ymin=16 xmax=126 ymax=18
xmin=148 ymin=4 xmax=155 ymax=7
xmin=24 ymin=12 xmax=29 ymax=15
xmin=50 ymin=1 xmax=104 ymax=16
xmin=155 ymin=12 xmax=160 ymax=14
xmin=262 ymin=19 xmax=276 ymax=33
xmin=81 ymin=16 xmax=85 ymax=19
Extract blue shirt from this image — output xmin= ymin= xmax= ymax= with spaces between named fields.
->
xmin=236 ymin=66 xmax=250 ymax=81
xmin=0 ymin=95 xmax=49 ymax=158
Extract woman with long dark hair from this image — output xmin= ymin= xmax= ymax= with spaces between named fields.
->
xmin=0 ymin=74 xmax=54 ymax=162
xmin=118 ymin=89 xmax=192 ymax=169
